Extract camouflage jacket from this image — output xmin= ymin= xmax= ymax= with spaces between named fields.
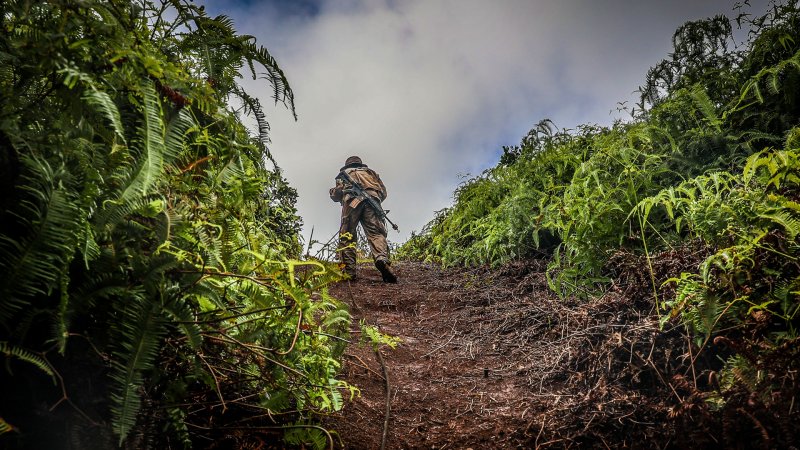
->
xmin=329 ymin=163 xmax=387 ymax=208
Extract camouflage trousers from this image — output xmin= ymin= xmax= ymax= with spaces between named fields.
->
xmin=338 ymin=201 xmax=389 ymax=276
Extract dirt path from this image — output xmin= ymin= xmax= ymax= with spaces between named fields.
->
xmin=324 ymin=259 xmax=673 ymax=450
xmin=327 ymin=261 xmax=544 ymax=449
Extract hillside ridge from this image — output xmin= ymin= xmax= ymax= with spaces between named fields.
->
xmin=322 ymin=259 xmax=782 ymax=449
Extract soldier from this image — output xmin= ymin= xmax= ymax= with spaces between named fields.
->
xmin=329 ymin=156 xmax=398 ymax=283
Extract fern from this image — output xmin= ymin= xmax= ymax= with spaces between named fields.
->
xmin=0 ymin=156 xmax=81 ymax=323
xmin=689 ymin=85 xmax=723 ymax=131
xmin=759 ymin=210 xmax=800 ymax=239
xmin=283 ymin=425 xmax=330 ymax=450
xmin=240 ymin=40 xmax=296 ymax=117
xmin=232 ymin=84 xmax=271 ymax=147
xmin=359 ymin=321 xmax=401 ymax=350
xmin=0 ymin=341 xmax=55 ymax=379
xmin=109 ymin=292 xmax=166 ymax=444
xmin=744 ymin=149 xmax=800 ymax=189
xmin=120 ymin=81 xmax=190 ymax=202
xmin=0 ymin=0 xmax=345 ymax=446
xmin=93 ymin=193 xmax=164 ymax=231
xmin=0 ymin=417 xmax=13 ymax=435
xmin=719 ymin=355 xmax=765 ymax=399
xmin=162 ymin=297 xmax=203 ymax=350
xmin=59 ymin=67 xmax=127 ymax=143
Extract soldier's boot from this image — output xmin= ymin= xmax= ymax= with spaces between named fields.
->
xmin=375 ymin=259 xmax=397 ymax=283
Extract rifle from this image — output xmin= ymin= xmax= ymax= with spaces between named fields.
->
xmin=336 ymin=170 xmax=399 ymax=232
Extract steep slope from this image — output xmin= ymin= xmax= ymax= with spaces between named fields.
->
xmin=323 ymin=258 xmax=793 ymax=449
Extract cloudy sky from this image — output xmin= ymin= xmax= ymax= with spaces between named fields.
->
xmin=203 ymin=0 xmax=767 ymax=253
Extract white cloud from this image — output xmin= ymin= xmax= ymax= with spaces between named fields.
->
xmin=205 ymin=0 xmax=769 ymax=254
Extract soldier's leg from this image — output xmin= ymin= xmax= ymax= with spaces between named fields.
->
xmin=361 ymin=206 xmax=397 ymax=283
xmin=361 ymin=206 xmax=389 ymax=261
xmin=338 ymin=204 xmax=360 ymax=279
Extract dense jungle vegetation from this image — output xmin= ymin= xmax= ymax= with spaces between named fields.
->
xmin=400 ymin=0 xmax=800 ymax=443
xmin=0 ymin=1 xmax=355 ymax=448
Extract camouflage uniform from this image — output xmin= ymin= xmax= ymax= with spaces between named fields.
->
xmin=329 ymin=157 xmax=397 ymax=282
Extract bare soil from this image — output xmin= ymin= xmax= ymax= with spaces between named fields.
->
xmin=325 ymin=261 xmax=681 ymax=450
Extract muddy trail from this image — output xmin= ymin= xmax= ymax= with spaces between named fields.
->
xmin=323 ymin=260 xmax=696 ymax=450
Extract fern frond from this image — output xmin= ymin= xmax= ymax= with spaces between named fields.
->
xmin=0 ymin=342 xmax=55 ymax=379
xmin=93 ymin=194 xmax=162 ymax=231
xmin=759 ymin=210 xmax=800 ymax=238
xmin=141 ymin=254 xmax=181 ymax=293
xmin=0 ymin=417 xmax=13 ymax=435
xmin=283 ymin=424 xmax=329 ymax=450
xmin=120 ymin=81 xmax=167 ymax=201
xmin=744 ymin=150 xmax=772 ymax=184
xmin=232 ymin=84 xmax=270 ymax=146
xmin=83 ymin=84 xmax=126 ymax=143
xmin=110 ymin=292 xmax=166 ymax=444
xmin=214 ymin=154 xmax=247 ymax=187
xmin=689 ymin=85 xmax=722 ymax=131
xmin=163 ymin=297 xmax=203 ymax=350
xmin=0 ymin=157 xmax=81 ymax=323
xmin=164 ymin=108 xmax=195 ymax=166
xmin=726 ymin=354 xmax=761 ymax=393
xmin=240 ymin=40 xmax=296 ymax=119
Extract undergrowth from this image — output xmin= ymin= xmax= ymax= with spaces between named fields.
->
xmin=399 ymin=0 xmax=800 ymax=440
xmin=0 ymin=1 xmax=348 ymax=449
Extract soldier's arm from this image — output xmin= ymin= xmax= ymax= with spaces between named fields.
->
xmin=329 ymin=178 xmax=344 ymax=202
